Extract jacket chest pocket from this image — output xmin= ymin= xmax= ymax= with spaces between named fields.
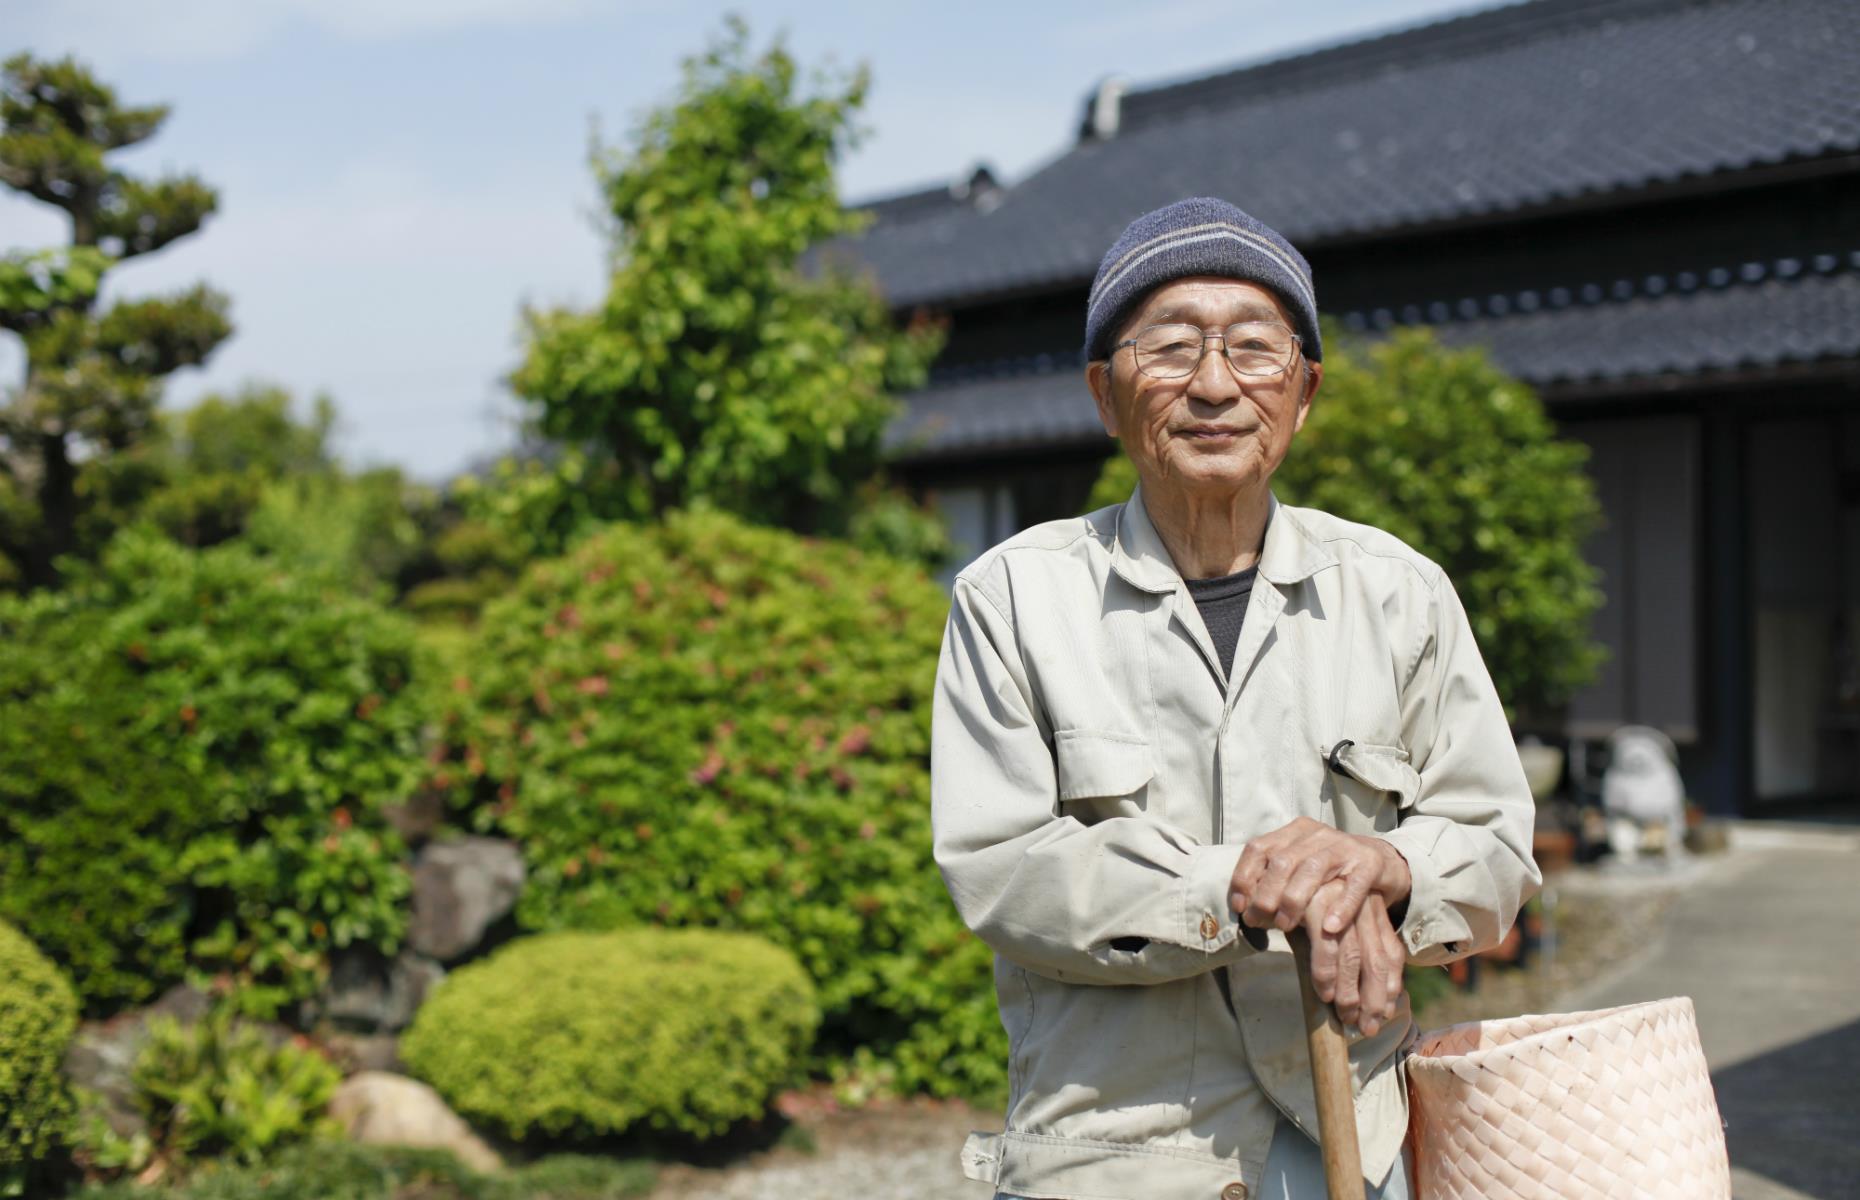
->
xmin=1054 ymin=729 xmax=1154 ymax=823
xmin=1323 ymin=739 xmax=1419 ymax=834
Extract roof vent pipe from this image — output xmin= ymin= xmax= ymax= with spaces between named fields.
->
xmin=1085 ymin=76 xmax=1127 ymax=141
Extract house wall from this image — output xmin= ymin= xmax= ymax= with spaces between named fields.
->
xmin=1562 ymin=415 xmax=1702 ymax=744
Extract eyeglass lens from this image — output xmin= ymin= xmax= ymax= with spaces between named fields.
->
xmin=1133 ymin=323 xmax=1297 ymax=378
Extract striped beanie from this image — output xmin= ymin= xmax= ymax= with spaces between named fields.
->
xmin=1084 ymin=197 xmax=1321 ymax=363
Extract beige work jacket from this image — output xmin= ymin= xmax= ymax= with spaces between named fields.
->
xmin=932 ymin=486 xmax=1539 ymax=1199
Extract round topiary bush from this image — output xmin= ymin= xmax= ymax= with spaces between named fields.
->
xmin=434 ymin=510 xmax=1003 ymax=1098
xmin=0 ymin=919 xmax=79 ymax=1185
xmin=0 ymin=527 xmax=429 ymax=1016
xmin=401 ymin=929 xmax=818 ymax=1140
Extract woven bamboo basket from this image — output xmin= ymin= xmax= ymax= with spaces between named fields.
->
xmin=1407 ymin=995 xmax=1731 ymax=1199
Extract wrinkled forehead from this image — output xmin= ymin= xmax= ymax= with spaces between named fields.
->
xmin=1129 ymin=276 xmax=1294 ymax=328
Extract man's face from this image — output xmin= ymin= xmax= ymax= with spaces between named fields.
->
xmin=1086 ymin=276 xmax=1320 ymax=502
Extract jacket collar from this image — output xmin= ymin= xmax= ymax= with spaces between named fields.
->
xmin=1110 ymin=483 xmax=1337 ymax=594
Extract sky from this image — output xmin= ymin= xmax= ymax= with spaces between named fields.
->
xmin=2 ymin=0 xmax=1505 ymax=484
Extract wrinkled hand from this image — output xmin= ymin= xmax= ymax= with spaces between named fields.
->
xmin=1227 ymin=816 xmax=1411 ymax=938
xmin=1303 ymin=884 xmax=1406 ymax=1036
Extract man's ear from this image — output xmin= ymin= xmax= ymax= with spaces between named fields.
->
xmin=1292 ymin=360 xmax=1322 ymax=436
xmin=1086 ymin=360 xmax=1120 ymax=437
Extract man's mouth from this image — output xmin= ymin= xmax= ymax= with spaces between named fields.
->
xmin=1178 ymin=426 xmax=1245 ymax=440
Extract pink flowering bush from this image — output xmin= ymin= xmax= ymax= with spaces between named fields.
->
xmin=433 ymin=510 xmax=1003 ymax=1098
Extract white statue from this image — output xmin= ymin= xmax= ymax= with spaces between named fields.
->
xmin=1600 ymin=725 xmax=1688 ymax=864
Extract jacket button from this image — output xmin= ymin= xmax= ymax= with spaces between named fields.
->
xmin=1222 ymin=1183 xmax=1248 ymax=1199
xmin=1199 ymin=913 xmax=1219 ymax=939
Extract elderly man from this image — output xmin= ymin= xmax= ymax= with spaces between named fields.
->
xmin=931 ymin=197 xmax=1539 ymax=1200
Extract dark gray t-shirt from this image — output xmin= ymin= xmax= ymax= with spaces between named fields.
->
xmin=1184 ymin=565 xmax=1258 ymax=679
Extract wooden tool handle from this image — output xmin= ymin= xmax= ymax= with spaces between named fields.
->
xmin=1290 ymin=929 xmax=1368 ymax=1200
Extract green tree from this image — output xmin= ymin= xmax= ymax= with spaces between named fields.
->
xmin=0 ymin=53 xmax=231 ymax=591
xmin=509 ymin=18 xmax=941 ymax=533
xmin=99 ymin=384 xmax=340 ymax=551
xmin=1088 ymin=327 xmax=1604 ymax=720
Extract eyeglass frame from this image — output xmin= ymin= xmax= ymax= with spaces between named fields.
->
xmin=1111 ymin=321 xmax=1305 ymax=380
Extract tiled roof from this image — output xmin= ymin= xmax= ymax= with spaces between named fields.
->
xmin=851 ymin=165 xmax=1001 ymax=229
xmin=1432 ymin=264 xmax=1860 ymax=386
xmin=888 ymin=365 xmax=1101 ymax=460
xmin=888 ymin=263 xmax=1860 ymax=459
xmin=842 ymin=0 xmax=1860 ymax=308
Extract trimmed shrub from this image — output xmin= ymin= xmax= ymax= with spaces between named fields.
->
xmin=401 ymin=929 xmax=819 ymax=1141
xmin=0 ymin=527 xmax=427 ymax=1016
xmin=434 ymin=511 xmax=1005 ymax=1097
xmin=0 ymin=919 xmax=79 ymax=1190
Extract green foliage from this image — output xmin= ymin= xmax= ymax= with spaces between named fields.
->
xmin=450 ymin=448 xmax=620 ymax=567
xmin=1402 ymin=963 xmax=1454 ymax=1015
xmin=434 ymin=510 xmax=1004 ymax=1097
xmin=239 ymin=469 xmax=431 ymax=594
xmin=77 ymin=1141 xmax=655 ymax=1200
xmin=0 ymin=920 xmax=79 ymax=1194
xmin=402 ymin=929 xmax=819 ymax=1142
xmin=0 ymin=528 xmax=426 ymax=1015
xmin=0 ymin=247 xmax=111 ymax=317
xmin=843 ymin=480 xmax=955 ymax=572
xmin=129 ymin=1006 xmax=341 ymax=1172
xmin=510 ymin=19 xmax=941 ymax=530
xmin=94 ymin=385 xmax=338 ymax=552
xmin=1087 ymin=327 xmax=1604 ymax=717
xmin=0 ymin=52 xmax=232 ymax=591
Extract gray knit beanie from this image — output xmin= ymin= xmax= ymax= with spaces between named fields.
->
xmin=1084 ymin=197 xmax=1321 ymax=364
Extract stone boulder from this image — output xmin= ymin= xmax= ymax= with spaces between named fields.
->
xmin=320 ymin=1031 xmax=404 ymax=1074
xmin=307 ymin=945 xmax=445 ymax=1033
xmin=407 ymin=836 xmax=525 ymax=962
xmin=328 ymin=1071 xmax=502 ymax=1173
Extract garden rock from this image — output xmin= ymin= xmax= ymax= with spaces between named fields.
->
xmin=310 ymin=945 xmax=444 ymax=1033
xmin=408 ymin=836 xmax=525 ymax=962
xmin=321 ymin=1032 xmax=403 ymax=1074
xmin=328 ymin=1070 xmax=502 ymax=1172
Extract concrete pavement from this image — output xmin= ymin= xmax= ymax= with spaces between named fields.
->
xmin=1566 ymin=824 xmax=1860 ymax=1200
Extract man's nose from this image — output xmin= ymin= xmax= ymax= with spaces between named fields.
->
xmin=1186 ymin=333 xmax=1244 ymax=402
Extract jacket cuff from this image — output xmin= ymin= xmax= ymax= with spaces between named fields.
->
xmin=1183 ymin=843 xmax=1248 ymax=951
xmin=1375 ymin=827 xmax=1471 ymax=961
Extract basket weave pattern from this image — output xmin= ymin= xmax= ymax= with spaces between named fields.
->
xmin=1407 ymin=996 xmax=1731 ymax=1199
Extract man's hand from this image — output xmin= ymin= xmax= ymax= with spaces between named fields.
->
xmin=1303 ymin=885 xmax=1406 ymax=1036
xmin=1227 ymin=816 xmax=1411 ymax=938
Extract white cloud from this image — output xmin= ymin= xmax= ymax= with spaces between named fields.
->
xmin=7 ymin=0 xmax=639 ymax=64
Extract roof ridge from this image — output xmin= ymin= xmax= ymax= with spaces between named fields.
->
xmin=1117 ymin=0 xmax=1722 ymax=132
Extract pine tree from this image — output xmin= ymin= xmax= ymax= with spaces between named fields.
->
xmin=0 ymin=53 xmax=231 ymax=590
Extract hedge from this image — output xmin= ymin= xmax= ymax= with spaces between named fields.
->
xmin=0 ymin=527 xmax=429 ymax=1016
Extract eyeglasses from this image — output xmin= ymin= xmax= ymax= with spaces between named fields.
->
xmin=1114 ymin=322 xmax=1303 ymax=379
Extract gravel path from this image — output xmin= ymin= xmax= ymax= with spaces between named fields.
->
xmin=645 ymin=1100 xmax=995 ymax=1200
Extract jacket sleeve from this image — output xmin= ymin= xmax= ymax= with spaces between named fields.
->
xmin=931 ymin=573 xmax=1255 ymax=986
xmin=1376 ymin=569 xmax=1542 ymax=967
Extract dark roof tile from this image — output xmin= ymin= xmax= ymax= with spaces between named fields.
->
xmin=848 ymin=0 xmax=1860 ymax=308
